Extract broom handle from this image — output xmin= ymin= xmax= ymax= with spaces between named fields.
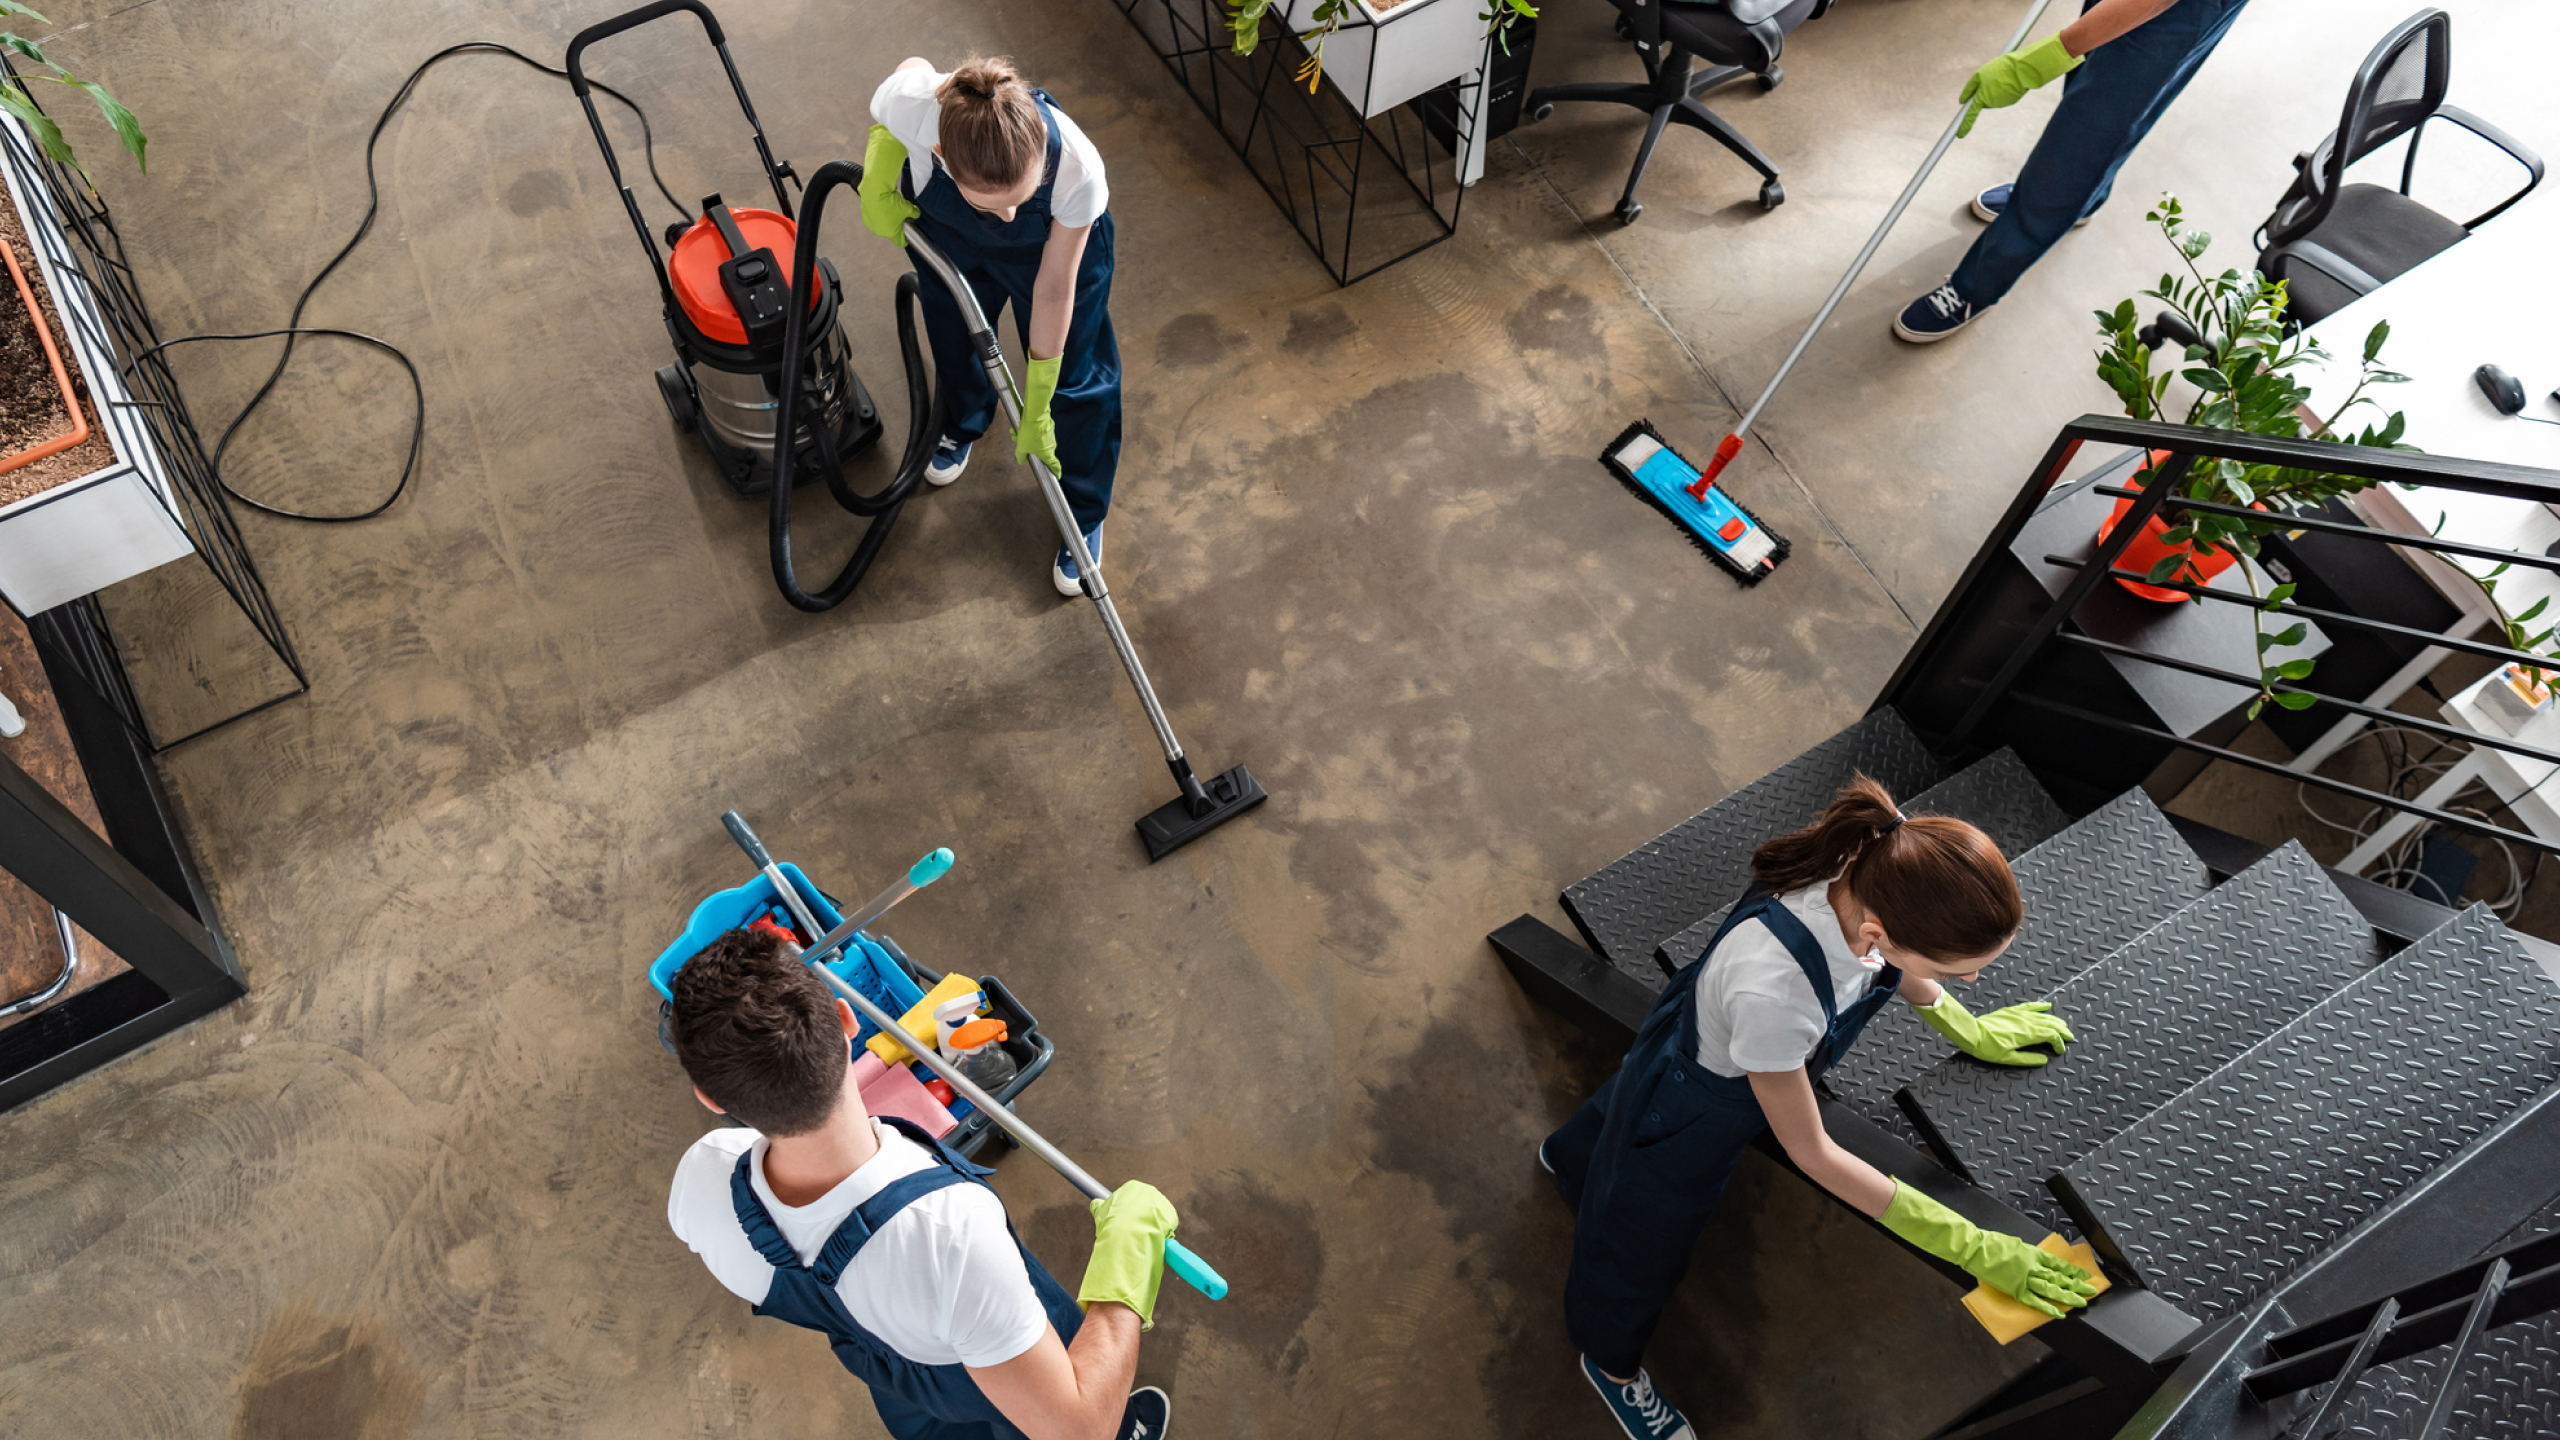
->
xmin=1690 ymin=0 xmax=2062 ymax=497
xmin=720 ymin=813 xmax=1230 ymax=1301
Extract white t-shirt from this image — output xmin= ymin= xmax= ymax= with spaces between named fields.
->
xmin=870 ymin=68 xmax=1108 ymax=229
xmin=1693 ymin=883 xmax=1892 ymax=1078
xmin=668 ymin=1120 xmax=1052 ymax=1369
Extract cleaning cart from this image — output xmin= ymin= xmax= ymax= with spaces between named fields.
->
xmin=649 ymin=861 xmax=1052 ymax=1160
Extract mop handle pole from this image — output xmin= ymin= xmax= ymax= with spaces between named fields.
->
xmin=808 ymin=960 xmax=1231 ymax=1301
xmin=718 ymin=814 xmax=1230 ymax=1300
xmin=1726 ymin=0 xmax=2063 ymax=449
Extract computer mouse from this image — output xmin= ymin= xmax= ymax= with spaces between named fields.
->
xmin=2475 ymin=363 xmax=2527 ymax=415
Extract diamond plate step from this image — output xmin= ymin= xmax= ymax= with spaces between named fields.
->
xmin=1652 ymin=748 xmax=2076 ymax=977
xmin=1896 ymin=842 xmax=2382 ymax=1232
xmin=1560 ymin=709 xmax=1947 ymax=987
xmin=1820 ymin=787 xmax=2212 ymax=1129
xmin=2319 ymin=1309 xmax=2560 ymax=1440
xmin=2054 ymin=906 xmax=2560 ymax=1325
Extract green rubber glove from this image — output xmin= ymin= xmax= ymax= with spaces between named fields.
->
xmin=1917 ymin=993 xmax=2075 ymax=1066
xmin=1078 ymin=1181 xmax=1178 ymax=1330
xmin=1015 ymin=355 xmax=1062 ymax=476
xmin=1957 ymin=33 xmax=2082 ymax=137
xmin=1881 ymin=1181 xmax=2099 ymax=1319
xmin=859 ymin=124 xmax=920 ymax=245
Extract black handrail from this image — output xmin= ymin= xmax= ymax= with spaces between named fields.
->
xmin=1885 ymin=413 xmax=2560 ymax=863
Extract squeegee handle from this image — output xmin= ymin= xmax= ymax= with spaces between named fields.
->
xmin=1724 ymin=0 xmax=2062 ymax=453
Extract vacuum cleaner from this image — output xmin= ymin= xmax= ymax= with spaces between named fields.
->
xmin=567 ymin=0 xmax=935 ymax=612
xmin=568 ymin=1 xmax=1264 ymax=859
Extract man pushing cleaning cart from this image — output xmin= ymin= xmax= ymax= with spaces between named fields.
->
xmin=659 ymin=813 xmax=1224 ymax=1439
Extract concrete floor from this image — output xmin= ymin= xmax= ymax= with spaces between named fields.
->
xmin=2 ymin=0 xmax=2555 ymax=1436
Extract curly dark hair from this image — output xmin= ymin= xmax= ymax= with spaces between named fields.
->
xmin=669 ymin=927 xmax=848 ymax=1136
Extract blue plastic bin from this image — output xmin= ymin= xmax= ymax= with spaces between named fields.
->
xmin=650 ymin=863 xmax=926 ymax=1051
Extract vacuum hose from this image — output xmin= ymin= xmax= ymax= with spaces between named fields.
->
xmin=768 ymin=159 xmax=940 ymax=613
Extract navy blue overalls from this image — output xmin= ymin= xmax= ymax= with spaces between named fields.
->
xmin=904 ymin=91 xmax=1121 ymax=534
xmin=730 ymin=1116 xmax=1086 ymax=1440
xmin=1544 ymin=888 xmax=1903 ymax=1377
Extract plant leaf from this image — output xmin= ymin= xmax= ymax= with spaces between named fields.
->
xmin=2275 ymin=691 xmax=2320 ymax=709
xmin=2269 ymin=623 xmax=2309 ymax=649
xmin=2516 ymin=596 xmax=2550 ymax=624
xmin=2363 ymin=319 xmax=2389 ymax=363
xmin=66 ymin=78 xmax=143 ymax=170
xmin=2276 ymin=658 xmax=2317 ymax=679
xmin=0 ymin=83 xmax=76 ymax=172
xmin=2247 ymin=697 xmax=2265 ymax=720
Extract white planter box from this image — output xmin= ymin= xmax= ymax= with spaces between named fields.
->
xmin=0 ymin=116 xmax=194 ymax=614
xmin=1284 ymin=0 xmax=1489 ymax=119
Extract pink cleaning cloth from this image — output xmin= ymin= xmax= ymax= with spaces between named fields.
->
xmin=852 ymin=1052 xmax=957 ymax=1139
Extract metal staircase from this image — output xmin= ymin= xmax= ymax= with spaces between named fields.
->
xmin=1491 ymin=733 xmax=2560 ymax=1439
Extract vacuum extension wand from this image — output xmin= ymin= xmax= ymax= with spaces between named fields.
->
xmin=721 ymin=812 xmax=1231 ymax=1301
xmin=895 ymin=221 xmax=1268 ymax=862
xmin=1684 ymin=0 xmax=2062 ymax=500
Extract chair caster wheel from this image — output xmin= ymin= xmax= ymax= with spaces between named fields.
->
xmin=1758 ymin=179 xmax=1785 ymax=211
xmin=1614 ymin=12 xmax=1631 ymax=38
xmin=1759 ymin=66 xmax=1783 ymax=92
xmin=1615 ymin=198 xmax=1644 ymax=226
xmin=1530 ymin=101 xmax=1554 ymax=124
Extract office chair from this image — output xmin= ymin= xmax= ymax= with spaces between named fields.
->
xmin=1525 ymin=0 xmax=1832 ymax=225
xmin=2256 ymin=8 xmax=2542 ymax=329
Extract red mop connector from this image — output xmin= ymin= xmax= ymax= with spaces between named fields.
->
xmin=1686 ymin=433 xmax=1744 ymax=500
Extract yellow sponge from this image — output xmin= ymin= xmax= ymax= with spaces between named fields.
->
xmin=1961 ymin=1236 xmax=2110 ymax=1344
xmin=865 ymin=972 xmax=983 ymax=1066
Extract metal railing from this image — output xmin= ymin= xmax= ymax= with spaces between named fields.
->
xmin=1880 ymin=413 xmax=2560 ymax=859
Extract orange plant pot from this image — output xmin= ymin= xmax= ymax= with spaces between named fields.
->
xmin=0 ymin=236 xmax=90 ymax=477
xmin=2096 ymin=450 xmax=2248 ymax=602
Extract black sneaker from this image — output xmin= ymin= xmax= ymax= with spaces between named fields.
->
xmin=1971 ymin=181 xmax=2096 ymax=227
xmin=1582 ymin=1357 xmax=1694 ymax=1440
xmin=1892 ymin=283 xmax=1986 ymax=344
xmin=1118 ymin=1385 xmax=1171 ymax=1440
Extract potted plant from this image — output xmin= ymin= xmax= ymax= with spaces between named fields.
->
xmin=0 ymin=5 xmax=179 ymax=614
xmin=1227 ymin=0 xmax=1534 ymax=117
xmin=2091 ymin=194 xmax=2414 ymax=720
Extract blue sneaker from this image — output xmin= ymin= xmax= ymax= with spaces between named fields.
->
xmin=1117 ymin=1386 xmax=1170 ymax=1440
xmin=1053 ymin=522 xmax=1103 ymax=597
xmin=1971 ymin=181 xmax=2097 ymax=227
xmin=1582 ymin=1357 xmax=1695 ymax=1440
xmin=1892 ymin=283 xmax=1986 ymax=344
xmin=925 ymin=435 xmax=972 ymax=487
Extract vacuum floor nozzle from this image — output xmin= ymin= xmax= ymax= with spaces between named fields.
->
xmin=1137 ymin=764 xmax=1268 ymax=862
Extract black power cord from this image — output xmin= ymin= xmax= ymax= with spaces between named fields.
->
xmin=133 ymin=42 xmax=688 ymax=522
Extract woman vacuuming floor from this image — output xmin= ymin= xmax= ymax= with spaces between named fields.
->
xmin=860 ymin=55 xmax=1123 ymax=597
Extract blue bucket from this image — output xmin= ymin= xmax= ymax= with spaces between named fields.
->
xmin=650 ymin=863 xmax=927 ymax=1048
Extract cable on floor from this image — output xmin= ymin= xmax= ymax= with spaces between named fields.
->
xmin=2297 ymin=721 xmax=2545 ymax=920
xmin=126 ymin=42 xmax=688 ymax=522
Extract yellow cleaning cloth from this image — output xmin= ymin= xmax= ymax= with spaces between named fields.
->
xmin=1961 ymin=1236 xmax=2110 ymax=1344
xmin=865 ymin=972 xmax=983 ymax=1066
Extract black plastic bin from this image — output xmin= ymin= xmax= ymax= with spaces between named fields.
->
xmin=873 ymin=935 xmax=1055 ymax=1162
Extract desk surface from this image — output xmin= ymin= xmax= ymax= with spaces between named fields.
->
xmin=2295 ymin=190 xmax=2560 ymax=624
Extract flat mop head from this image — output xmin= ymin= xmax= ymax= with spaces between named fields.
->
xmin=1601 ymin=420 xmax=1789 ymax=585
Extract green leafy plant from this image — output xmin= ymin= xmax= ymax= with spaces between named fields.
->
xmin=0 ymin=2 xmax=147 ymax=182
xmin=2093 ymin=193 xmax=2412 ymax=719
xmin=1229 ymin=0 xmax=1536 ymax=93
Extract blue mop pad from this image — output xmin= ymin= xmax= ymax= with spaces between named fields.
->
xmin=1600 ymin=420 xmax=1789 ymax=585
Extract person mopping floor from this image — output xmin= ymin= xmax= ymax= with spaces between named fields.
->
xmin=1894 ymin=0 xmax=2251 ymax=342
xmin=666 ymin=929 xmax=1175 ymax=1440
xmin=1543 ymin=777 xmax=2098 ymax=1440
xmin=861 ymin=55 xmax=1122 ymax=596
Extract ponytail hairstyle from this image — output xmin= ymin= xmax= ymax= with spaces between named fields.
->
xmin=936 ymin=57 xmax=1044 ymax=192
xmin=1750 ymin=773 xmax=2022 ymax=960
